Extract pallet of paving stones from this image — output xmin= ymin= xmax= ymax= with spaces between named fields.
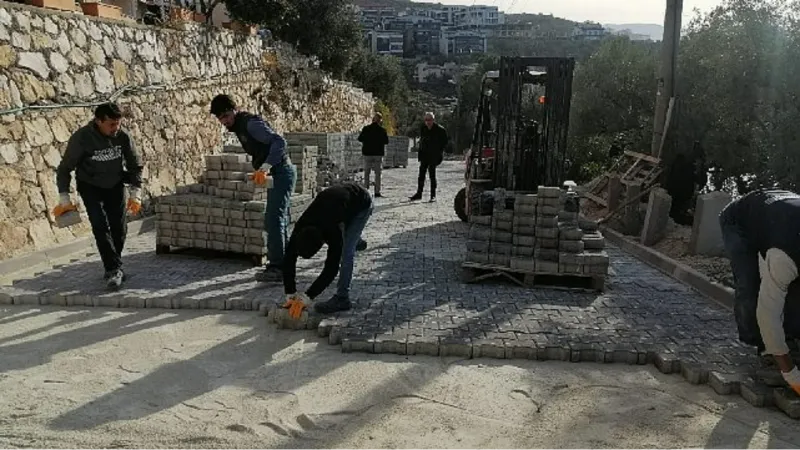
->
xmin=154 ymin=144 xmax=314 ymax=265
xmin=155 ymin=192 xmax=313 ymax=265
xmin=286 ymin=144 xmax=319 ymax=195
xmin=384 ymin=136 xmax=410 ymax=168
xmin=286 ymin=132 xmax=356 ymax=190
xmin=460 ymin=262 xmax=606 ymax=292
xmin=462 ymin=186 xmax=609 ymax=292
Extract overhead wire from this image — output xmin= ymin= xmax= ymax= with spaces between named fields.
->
xmin=0 ymin=68 xmax=265 ymax=117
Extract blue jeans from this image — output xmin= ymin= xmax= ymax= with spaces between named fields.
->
xmin=719 ymin=206 xmax=763 ymax=350
xmin=336 ymin=198 xmax=374 ymax=298
xmin=266 ymin=162 xmax=297 ymax=268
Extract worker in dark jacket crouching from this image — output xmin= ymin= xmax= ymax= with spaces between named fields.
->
xmin=720 ymin=189 xmax=800 ymax=395
xmin=281 ymin=182 xmax=374 ymax=317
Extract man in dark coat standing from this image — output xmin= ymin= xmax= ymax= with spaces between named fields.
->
xmin=358 ymin=112 xmax=389 ymax=197
xmin=409 ymin=112 xmax=448 ymax=203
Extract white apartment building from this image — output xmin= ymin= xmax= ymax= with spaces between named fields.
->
xmin=452 ymin=5 xmax=504 ymax=27
xmin=407 ymin=4 xmax=504 ymax=27
xmin=572 ymin=21 xmax=608 ymax=40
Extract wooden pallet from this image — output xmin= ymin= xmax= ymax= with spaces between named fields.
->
xmin=156 ymin=244 xmax=266 ymax=267
xmin=461 ymin=262 xmax=605 ymax=292
xmin=583 ymin=150 xmax=662 ymax=208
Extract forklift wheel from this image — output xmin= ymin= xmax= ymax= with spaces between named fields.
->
xmin=454 ymin=187 xmax=468 ymax=222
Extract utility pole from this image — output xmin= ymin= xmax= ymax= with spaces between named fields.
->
xmin=650 ymin=0 xmax=683 ymax=156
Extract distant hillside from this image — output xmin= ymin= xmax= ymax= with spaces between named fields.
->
xmin=605 ymin=23 xmax=664 ymax=41
xmin=506 ymin=13 xmax=577 ymax=34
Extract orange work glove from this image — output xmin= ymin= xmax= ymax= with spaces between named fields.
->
xmin=53 ymin=193 xmax=76 ymax=217
xmin=127 ymin=187 xmax=142 ymax=215
xmin=283 ymin=293 xmax=310 ymax=320
xmin=127 ymin=199 xmax=142 ymax=215
xmin=782 ymin=367 xmax=800 ymax=396
xmin=52 ymin=203 xmax=77 ymax=217
xmin=249 ymin=170 xmax=269 ymax=186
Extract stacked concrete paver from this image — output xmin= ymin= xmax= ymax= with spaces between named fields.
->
xmin=464 ymin=185 xmax=610 ymax=287
xmin=155 ymin=145 xmax=314 ymax=257
xmin=286 ymin=132 xmax=356 ymax=189
xmin=287 ymin=144 xmax=319 ymax=195
xmin=385 ymin=136 xmax=410 ymax=168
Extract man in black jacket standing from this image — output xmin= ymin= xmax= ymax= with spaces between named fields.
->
xmin=54 ymin=102 xmax=143 ymax=290
xmin=210 ymin=94 xmax=297 ymax=284
xmin=358 ymin=112 xmax=389 ymax=197
xmin=410 ymin=112 xmax=448 ymax=202
xmin=282 ymin=182 xmax=374 ymax=316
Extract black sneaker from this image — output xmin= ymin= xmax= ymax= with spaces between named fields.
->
xmin=314 ymin=294 xmax=352 ymax=314
xmin=255 ymin=265 xmax=283 ymax=283
xmin=356 ymin=239 xmax=367 ymax=252
xmin=409 ymin=193 xmax=422 ymax=201
xmin=429 ymin=196 xmax=437 ymax=203
xmin=374 ymin=193 xmax=383 ymax=198
xmin=107 ymin=270 xmax=124 ymax=290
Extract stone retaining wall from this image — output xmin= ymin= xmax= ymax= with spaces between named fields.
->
xmin=0 ymin=1 xmax=374 ymax=260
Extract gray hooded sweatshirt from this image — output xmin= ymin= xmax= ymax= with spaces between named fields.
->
xmin=56 ymin=121 xmax=143 ymax=193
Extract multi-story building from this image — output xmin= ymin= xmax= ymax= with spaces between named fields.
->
xmin=572 ymin=21 xmax=608 ymax=40
xmin=452 ymin=5 xmax=504 ymax=27
xmin=439 ymin=31 xmax=487 ymax=56
xmin=367 ymin=30 xmax=405 ymax=56
xmin=403 ymin=21 xmax=443 ymax=57
xmin=355 ymin=3 xmax=500 ymax=56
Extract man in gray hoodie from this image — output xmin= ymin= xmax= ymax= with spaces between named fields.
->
xmin=55 ymin=103 xmax=144 ymax=290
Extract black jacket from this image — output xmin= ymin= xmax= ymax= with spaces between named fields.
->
xmin=56 ymin=122 xmax=143 ymax=193
xmin=358 ymin=122 xmax=389 ymax=157
xmin=418 ymin=122 xmax=448 ymax=165
xmin=283 ymin=182 xmax=373 ymax=299
xmin=727 ymin=189 xmax=800 ymax=266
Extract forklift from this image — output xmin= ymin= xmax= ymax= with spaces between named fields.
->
xmin=454 ymin=57 xmax=576 ymax=221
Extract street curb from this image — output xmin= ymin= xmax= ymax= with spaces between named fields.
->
xmin=601 ymin=225 xmax=735 ymax=310
xmin=0 ymin=216 xmax=156 ymax=282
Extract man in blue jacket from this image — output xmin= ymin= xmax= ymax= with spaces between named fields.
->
xmin=210 ymin=94 xmax=297 ymax=283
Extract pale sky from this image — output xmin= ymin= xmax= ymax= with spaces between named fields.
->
xmin=412 ymin=0 xmax=724 ymax=24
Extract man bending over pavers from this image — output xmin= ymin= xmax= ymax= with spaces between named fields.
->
xmin=210 ymin=94 xmax=297 ymax=284
xmin=720 ymin=189 xmax=800 ymax=395
xmin=281 ymin=182 xmax=374 ymax=318
xmin=54 ymin=102 xmax=144 ymax=290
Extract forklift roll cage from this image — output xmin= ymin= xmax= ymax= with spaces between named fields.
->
xmin=455 ymin=56 xmax=576 ymax=221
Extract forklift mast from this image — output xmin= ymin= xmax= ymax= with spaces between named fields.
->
xmin=492 ymin=57 xmax=575 ymax=191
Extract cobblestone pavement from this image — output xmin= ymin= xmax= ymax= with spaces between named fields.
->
xmin=2 ymin=160 xmax=800 ymax=418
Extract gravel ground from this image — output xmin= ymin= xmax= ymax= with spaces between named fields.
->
xmin=2 ymin=307 xmax=800 ymax=449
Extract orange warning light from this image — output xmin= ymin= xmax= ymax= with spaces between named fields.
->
xmin=539 ymin=96 xmax=546 ymax=104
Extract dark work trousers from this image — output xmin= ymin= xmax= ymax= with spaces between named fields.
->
xmin=78 ymin=181 xmax=127 ymax=273
xmin=719 ymin=206 xmax=764 ymax=351
xmin=265 ymin=160 xmax=297 ymax=269
xmin=416 ymin=161 xmax=438 ymax=198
